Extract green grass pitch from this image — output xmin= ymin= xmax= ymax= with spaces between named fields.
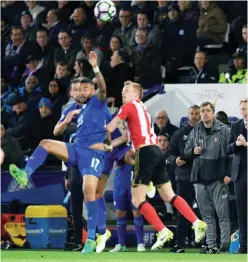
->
xmin=1 ymin=249 xmax=247 ymax=262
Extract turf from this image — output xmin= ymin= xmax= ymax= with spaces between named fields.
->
xmin=1 ymin=249 xmax=247 ymax=262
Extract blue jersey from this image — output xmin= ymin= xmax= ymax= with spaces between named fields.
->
xmin=75 ymin=95 xmax=109 ymax=148
xmin=114 ymin=164 xmax=133 ymax=191
xmin=59 ymin=102 xmax=82 ymax=123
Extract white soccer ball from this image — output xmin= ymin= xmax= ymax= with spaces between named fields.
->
xmin=94 ymin=0 xmax=117 ymax=22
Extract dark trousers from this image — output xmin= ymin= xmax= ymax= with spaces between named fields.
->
xmin=70 ymin=182 xmax=83 ymax=245
xmin=176 ymin=181 xmax=195 ymax=247
xmin=234 ymin=170 xmax=247 ymax=250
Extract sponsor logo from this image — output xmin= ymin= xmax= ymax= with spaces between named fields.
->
xmin=49 ymin=228 xmax=66 ymax=234
xmin=8 ymin=178 xmax=35 ymax=192
xmin=26 ymin=228 xmax=44 ymax=234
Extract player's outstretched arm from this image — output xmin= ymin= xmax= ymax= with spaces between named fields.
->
xmin=112 ymin=135 xmax=128 ymax=148
xmin=89 ymin=51 xmax=106 ymax=101
xmin=106 ymin=116 xmax=123 ymax=133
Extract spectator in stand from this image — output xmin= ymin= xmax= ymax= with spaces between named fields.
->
xmin=188 ymin=51 xmax=219 ymax=83
xmin=1 ymin=1 xmax=26 ymax=26
xmin=228 ymin=98 xmax=248 ymax=254
xmin=220 ymin=49 xmax=247 ymax=83
xmin=162 ymin=3 xmax=197 ymax=83
xmin=94 ymin=18 xmax=116 ymax=51
xmin=197 ymin=1 xmax=227 ymax=48
xmin=47 ymin=79 xmax=68 ymax=120
xmin=73 ymin=58 xmax=95 ymax=80
xmin=113 ymin=8 xmax=135 ymax=47
xmin=35 ymin=28 xmax=56 ymax=74
xmin=68 ymin=6 xmax=95 ymax=45
xmin=216 ymin=111 xmax=230 ymax=127
xmin=32 ymin=98 xmax=59 ymax=147
xmin=178 ymin=0 xmax=199 ymax=28
xmin=166 ymin=105 xmax=201 ymax=254
xmin=25 ymin=0 xmax=45 ymax=23
xmin=184 ymin=102 xmax=231 ymax=254
xmin=4 ymin=26 xmax=32 ymax=82
xmin=153 ymin=1 xmax=170 ymax=26
xmin=1 ymin=17 xmax=10 ymax=61
xmin=129 ymin=11 xmax=162 ymax=48
xmin=1 ymin=76 xmax=17 ymax=113
xmin=57 ymin=1 xmax=75 ymax=25
xmin=54 ymin=30 xmax=79 ymax=73
xmin=130 ymin=28 xmax=162 ymax=89
xmin=105 ymin=49 xmax=134 ymax=108
xmin=62 ymin=79 xmax=81 ymax=111
xmin=76 ymin=35 xmax=103 ymax=66
xmin=131 ymin=0 xmax=155 ymax=22
xmin=54 ymin=61 xmax=71 ymax=93
xmin=20 ymin=10 xmax=37 ymax=42
xmin=7 ymin=96 xmax=38 ymax=150
xmin=21 ymin=54 xmax=50 ymax=95
xmin=1 ymin=124 xmax=24 ymax=171
xmin=154 ymin=110 xmax=178 ymax=139
xmin=18 ymin=75 xmax=42 ymax=110
xmin=42 ymin=9 xmax=63 ymax=42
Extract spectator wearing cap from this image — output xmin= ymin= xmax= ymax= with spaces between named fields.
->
xmin=32 ymin=98 xmax=59 ymax=146
xmin=25 ymin=0 xmax=45 ymax=23
xmin=47 ymin=79 xmax=68 ymax=120
xmin=42 ymin=9 xmax=63 ymax=42
xmin=68 ymin=6 xmax=95 ymax=45
xmin=130 ymin=28 xmax=162 ymax=89
xmin=76 ymin=35 xmax=103 ymax=66
xmin=54 ymin=30 xmax=79 ymax=73
xmin=129 ymin=11 xmax=162 ymax=48
xmin=7 ymin=96 xmax=38 ymax=150
xmin=18 ymin=75 xmax=42 ymax=110
xmin=20 ymin=10 xmax=37 ymax=41
xmin=165 ymin=105 xmax=201 ymax=253
xmin=3 ymin=26 xmax=32 ymax=82
xmin=34 ymin=28 xmax=56 ymax=75
xmin=188 ymin=50 xmax=219 ymax=83
xmin=153 ymin=1 xmax=170 ymax=26
xmin=162 ymin=3 xmax=197 ymax=83
xmin=1 ymin=124 xmax=24 ymax=171
xmin=197 ymin=1 xmax=227 ymax=48
xmin=105 ymin=49 xmax=134 ymax=108
xmin=154 ymin=110 xmax=178 ymax=138
xmin=219 ymin=49 xmax=247 ymax=83
xmin=21 ymin=54 xmax=50 ymax=94
xmin=178 ymin=0 xmax=199 ymax=28
xmin=113 ymin=8 xmax=136 ymax=47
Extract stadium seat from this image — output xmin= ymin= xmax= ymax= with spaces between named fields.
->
xmin=180 ymin=117 xmax=189 ymax=127
xmin=228 ymin=117 xmax=238 ymax=123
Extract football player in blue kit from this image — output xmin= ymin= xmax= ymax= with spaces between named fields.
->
xmin=110 ymin=163 xmax=146 ymax=252
xmin=9 ymin=52 xmax=109 ymax=254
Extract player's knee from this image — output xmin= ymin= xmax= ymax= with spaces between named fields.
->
xmin=116 ymin=210 xmax=127 ymax=218
xmin=39 ymin=139 xmax=52 ymax=152
xmin=83 ymin=187 xmax=96 ymax=202
xmin=132 ymin=210 xmax=141 ymax=217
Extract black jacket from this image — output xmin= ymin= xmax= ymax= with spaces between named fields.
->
xmin=188 ymin=63 xmax=219 ymax=83
xmin=154 ymin=121 xmax=178 ymax=140
xmin=184 ymin=119 xmax=230 ymax=184
xmin=1 ymin=134 xmax=24 ymax=170
xmin=165 ymin=123 xmax=194 ymax=181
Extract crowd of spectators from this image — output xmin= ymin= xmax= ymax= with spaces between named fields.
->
xmin=1 ymin=0 xmax=247 ymax=166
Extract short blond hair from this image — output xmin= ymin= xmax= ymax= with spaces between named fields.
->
xmin=124 ymin=81 xmax=143 ymax=99
xmin=239 ymin=98 xmax=247 ymax=105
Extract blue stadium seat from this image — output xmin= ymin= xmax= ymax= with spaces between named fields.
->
xmin=228 ymin=117 xmax=238 ymax=123
xmin=180 ymin=117 xmax=189 ymax=127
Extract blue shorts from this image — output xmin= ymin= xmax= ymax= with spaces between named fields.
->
xmin=65 ymin=143 xmax=104 ymax=178
xmin=102 ymin=145 xmax=132 ymax=176
xmin=113 ymin=187 xmax=137 ymax=211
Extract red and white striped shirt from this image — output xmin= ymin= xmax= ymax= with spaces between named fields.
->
xmin=117 ymin=100 xmax=157 ymax=150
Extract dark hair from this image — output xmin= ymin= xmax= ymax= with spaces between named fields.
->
xmin=242 ymin=24 xmax=247 ymax=29
xmin=56 ymin=61 xmax=68 ymax=68
xmin=49 ymin=79 xmax=61 ymax=89
xmin=110 ymin=35 xmax=123 ymax=48
xmin=136 ymin=27 xmax=148 ymax=34
xmin=37 ymin=27 xmax=49 ymax=35
xmin=79 ymin=77 xmax=94 ymax=87
xmin=117 ymin=49 xmax=130 ymax=63
xmin=200 ymin=101 xmax=215 ymax=112
xmin=216 ymin=111 xmax=229 ymax=125
xmin=119 ymin=7 xmax=132 ymax=14
xmin=69 ymin=78 xmax=80 ymax=91
xmin=195 ymin=50 xmax=208 ymax=58
xmin=58 ymin=29 xmax=71 ymax=38
xmin=10 ymin=26 xmax=24 ymax=35
xmin=189 ymin=105 xmax=200 ymax=111
xmin=76 ymin=58 xmax=95 ymax=79
xmin=158 ymin=132 xmax=170 ymax=140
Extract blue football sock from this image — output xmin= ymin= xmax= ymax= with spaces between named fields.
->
xmin=117 ymin=217 xmax=127 ymax=246
xmin=25 ymin=146 xmax=48 ymax=177
xmin=134 ymin=216 xmax=144 ymax=244
xmin=96 ymin=197 xmax=106 ymax=235
xmin=85 ymin=200 xmax=98 ymax=240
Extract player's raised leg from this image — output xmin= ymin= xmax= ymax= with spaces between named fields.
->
xmin=95 ymin=174 xmax=111 ymax=253
xmin=9 ymin=139 xmax=69 ymax=186
xmin=157 ymin=182 xmax=207 ymax=243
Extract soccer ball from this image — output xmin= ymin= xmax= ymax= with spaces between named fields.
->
xmin=94 ymin=0 xmax=117 ymax=22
